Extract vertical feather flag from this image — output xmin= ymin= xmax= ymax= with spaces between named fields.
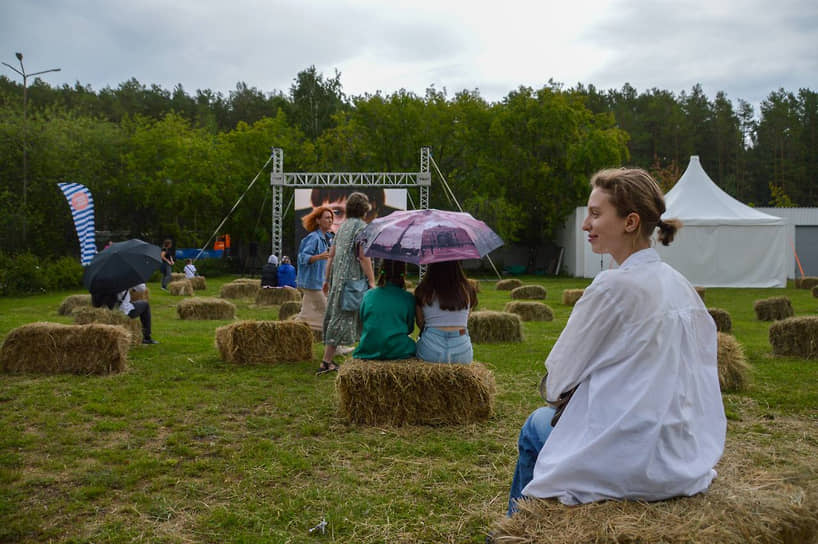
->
xmin=57 ymin=182 xmax=97 ymax=266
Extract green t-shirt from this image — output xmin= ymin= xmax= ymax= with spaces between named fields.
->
xmin=353 ymin=284 xmax=416 ymax=360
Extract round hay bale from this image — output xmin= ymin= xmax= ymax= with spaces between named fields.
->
xmin=129 ymin=286 xmax=149 ymax=302
xmin=189 ymin=276 xmax=207 ymax=290
xmin=695 ymin=286 xmax=706 ymax=301
xmin=561 ymin=289 xmax=584 ymax=306
xmin=255 ymin=286 xmax=302 ymax=306
xmin=168 ymin=279 xmax=193 ymax=296
xmin=754 ymin=296 xmax=794 ymax=321
xmin=717 ymin=332 xmax=750 ymax=392
xmin=510 ymin=285 xmax=546 ymax=300
xmin=769 ymin=316 xmax=818 ymax=359
xmin=72 ymin=307 xmax=141 ymax=346
xmin=491 ymin=444 xmax=818 ymax=544
xmin=214 ymin=320 xmax=312 ymax=364
xmin=0 ymin=322 xmax=130 ymax=374
xmin=496 ymin=278 xmax=523 ymax=291
xmin=220 ymin=281 xmax=260 ymax=299
xmin=708 ymin=308 xmax=733 ymax=333
xmin=468 ymin=311 xmax=523 ymax=343
xmin=336 ymin=358 xmax=496 ymax=426
xmin=278 ymin=301 xmax=301 ymax=321
xmin=170 ymin=272 xmax=186 ymax=282
xmin=177 ymin=297 xmax=236 ymax=320
xmin=504 ymin=301 xmax=554 ymax=322
xmin=794 ymin=276 xmax=818 ymax=289
xmin=57 ymin=294 xmax=91 ymax=316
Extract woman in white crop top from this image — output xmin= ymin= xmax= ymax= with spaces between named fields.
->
xmin=413 ymin=261 xmax=477 ymax=364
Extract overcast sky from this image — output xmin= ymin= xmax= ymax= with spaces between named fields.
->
xmin=2 ymin=0 xmax=816 ymax=112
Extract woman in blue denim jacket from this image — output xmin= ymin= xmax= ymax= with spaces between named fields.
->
xmin=295 ymin=206 xmax=334 ymax=334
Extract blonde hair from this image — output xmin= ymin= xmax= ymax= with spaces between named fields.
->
xmin=591 ymin=168 xmax=681 ymax=246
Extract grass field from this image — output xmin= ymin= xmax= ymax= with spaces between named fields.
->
xmin=1 ymin=276 xmax=816 ymax=543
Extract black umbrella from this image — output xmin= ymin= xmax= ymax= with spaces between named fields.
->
xmin=83 ymin=239 xmax=162 ymax=295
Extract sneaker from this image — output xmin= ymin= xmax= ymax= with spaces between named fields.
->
xmin=142 ymin=338 xmax=159 ymax=345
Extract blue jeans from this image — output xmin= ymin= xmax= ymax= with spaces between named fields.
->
xmin=416 ymin=326 xmax=473 ymax=364
xmin=508 ymin=406 xmax=556 ymax=516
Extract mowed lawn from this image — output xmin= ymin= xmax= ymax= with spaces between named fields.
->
xmin=1 ymin=276 xmax=816 ymax=543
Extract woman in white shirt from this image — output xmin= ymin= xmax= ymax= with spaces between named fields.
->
xmin=507 ymin=168 xmax=725 ymax=514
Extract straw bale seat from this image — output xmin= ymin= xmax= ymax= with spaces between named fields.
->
xmin=57 ymin=294 xmax=91 ymax=316
xmin=129 ymin=286 xmax=149 ymax=301
xmin=794 ymin=276 xmax=818 ymax=289
xmin=496 ymin=278 xmax=523 ymax=291
xmin=336 ymin=358 xmax=496 ymax=426
xmin=72 ymin=307 xmax=141 ymax=346
xmin=189 ymin=276 xmax=207 ymax=290
xmin=708 ymin=308 xmax=733 ymax=333
xmin=717 ymin=332 xmax=750 ymax=391
xmin=231 ymin=278 xmax=260 ymax=285
xmin=468 ymin=278 xmax=481 ymax=293
xmin=214 ymin=320 xmax=312 ymax=364
xmin=769 ymin=316 xmax=818 ymax=359
xmin=754 ymin=296 xmax=794 ymax=321
xmin=220 ymin=281 xmax=260 ymax=299
xmin=0 ymin=322 xmax=130 ymax=374
xmin=695 ymin=286 xmax=706 ymax=301
xmin=490 ymin=442 xmax=818 ymax=544
xmin=468 ymin=311 xmax=523 ymax=343
xmin=255 ymin=286 xmax=302 ymax=306
xmin=168 ymin=279 xmax=193 ymax=296
xmin=561 ymin=289 xmax=584 ymax=306
xmin=510 ymin=285 xmax=547 ymax=300
xmin=177 ymin=297 xmax=236 ymax=320
xmin=504 ymin=301 xmax=554 ymax=322
xmin=278 ymin=301 xmax=301 ymax=321
xmin=170 ymin=272 xmax=185 ymax=282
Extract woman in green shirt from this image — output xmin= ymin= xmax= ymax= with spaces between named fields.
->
xmin=353 ymin=259 xmax=416 ymax=360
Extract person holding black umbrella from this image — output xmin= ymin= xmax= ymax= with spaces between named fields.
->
xmin=92 ymin=283 xmax=158 ymax=344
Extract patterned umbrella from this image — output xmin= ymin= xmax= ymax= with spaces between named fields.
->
xmin=357 ymin=209 xmax=503 ymax=265
xmin=83 ymin=239 xmax=162 ymax=295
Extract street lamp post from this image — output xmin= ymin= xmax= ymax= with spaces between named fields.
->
xmin=2 ymin=52 xmax=61 ymax=244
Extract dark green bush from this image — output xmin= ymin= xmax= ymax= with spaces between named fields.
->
xmin=0 ymin=252 xmax=48 ymax=296
xmin=46 ymin=257 xmax=84 ymax=291
xmin=195 ymin=258 xmax=232 ymax=277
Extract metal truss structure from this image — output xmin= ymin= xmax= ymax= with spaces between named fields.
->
xmin=270 ymin=147 xmax=431 ymax=257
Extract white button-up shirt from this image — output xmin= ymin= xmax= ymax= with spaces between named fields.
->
xmin=523 ymin=248 xmax=726 ymax=505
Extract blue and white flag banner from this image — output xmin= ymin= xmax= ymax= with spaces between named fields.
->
xmin=57 ymin=182 xmax=97 ymax=266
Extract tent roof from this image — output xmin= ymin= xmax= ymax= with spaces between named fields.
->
xmin=663 ymin=156 xmax=783 ymax=225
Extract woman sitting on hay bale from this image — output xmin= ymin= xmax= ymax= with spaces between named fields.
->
xmin=414 ymin=260 xmax=478 ymax=364
xmin=260 ymin=255 xmax=278 ymax=288
xmin=506 ymin=168 xmax=725 ymax=514
xmin=353 ymin=259 xmax=416 ymax=361
xmin=91 ymin=283 xmax=159 ymax=345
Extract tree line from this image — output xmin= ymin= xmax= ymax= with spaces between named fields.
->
xmin=1 ymin=66 xmax=815 ymax=262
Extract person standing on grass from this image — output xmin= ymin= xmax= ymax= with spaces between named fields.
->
xmin=160 ymin=239 xmax=174 ymax=291
xmin=295 ymin=206 xmax=334 ymax=335
xmin=506 ymin=168 xmax=725 ymax=515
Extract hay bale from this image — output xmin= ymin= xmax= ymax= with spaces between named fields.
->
xmin=468 ymin=311 xmax=523 ymax=343
xmin=214 ymin=320 xmax=312 ymax=364
xmin=491 ymin=444 xmax=818 ymax=544
xmin=695 ymin=286 xmax=706 ymax=301
xmin=177 ymin=297 xmax=236 ymax=320
xmin=561 ymin=289 xmax=584 ymax=306
xmin=220 ymin=281 xmax=260 ymax=299
xmin=708 ymin=308 xmax=733 ymax=333
xmin=717 ymin=332 xmax=751 ymax=391
xmin=504 ymin=301 xmax=554 ymax=322
xmin=812 ymin=285 xmax=818 ymax=298
xmin=57 ymin=294 xmax=92 ymax=316
xmin=255 ymin=286 xmax=302 ymax=306
xmin=129 ymin=286 xmax=149 ymax=302
xmin=170 ymin=272 xmax=186 ymax=282
xmin=754 ymin=296 xmax=794 ymax=321
xmin=795 ymin=276 xmax=818 ymax=289
xmin=189 ymin=276 xmax=207 ymax=290
xmin=0 ymin=322 xmax=130 ymax=374
xmin=468 ymin=278 xmax=481 ymax=293
xmin=336 ymin=358 xmax=496 ymax=426
xmin=769 ymin=316 xmax=818 ymax=359
xmin=496 ymin=278 xmax=523 ymax=291
xmin=72 ymin=307 xmax=141 ymax=346
xmin=278 ymin=301 xmax=301 ymax=321
xmin=231 ymin=278 xmax=260 ymax=285
xmin=510 ymin=285 xmax=547 ymax=300
xmin=168 ymin=279 xmax=193 ymax=296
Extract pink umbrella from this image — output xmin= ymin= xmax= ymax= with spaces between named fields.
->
xmin=357 ymin=209 xmax=503 ymax=265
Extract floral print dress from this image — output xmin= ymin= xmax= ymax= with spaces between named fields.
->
xmin=322 ymin=217 xmax=367 ymax=346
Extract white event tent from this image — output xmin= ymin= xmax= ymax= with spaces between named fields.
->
xmin=557 ymin=156 xmax=789 ymax=287
xmin=655 ymin=156 xmax=788 ymax=287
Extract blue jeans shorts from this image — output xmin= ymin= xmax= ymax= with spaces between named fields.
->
xmin=416 ymin=326 xmax=473 ymax=364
